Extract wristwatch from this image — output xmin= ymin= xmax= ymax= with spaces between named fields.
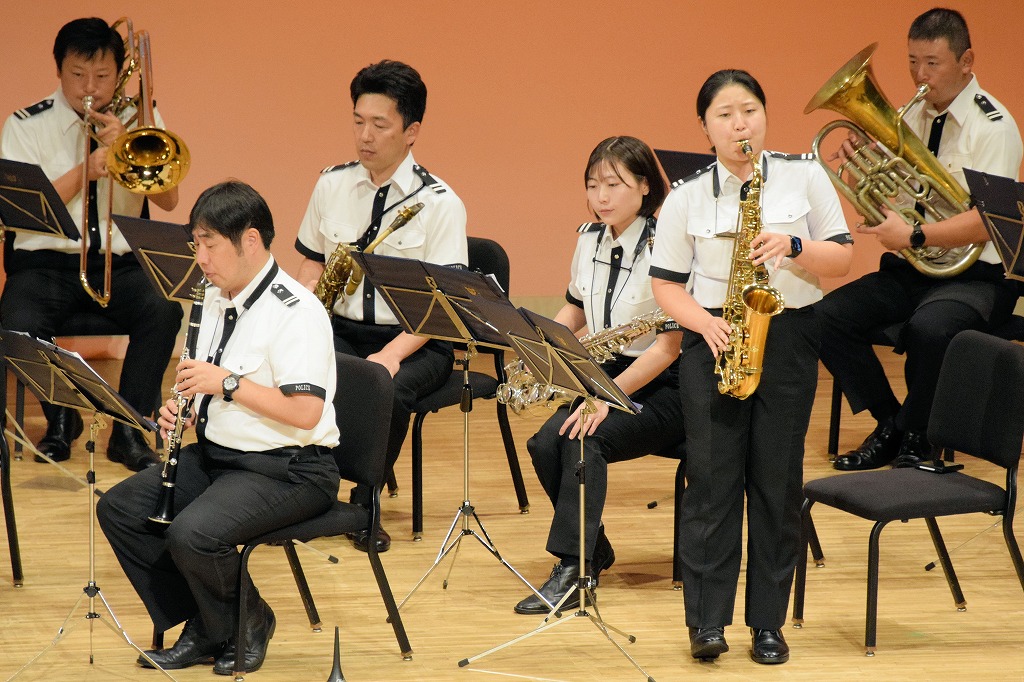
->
xmin=910 ymin=222 xmax=926 ymax=249
xmin=222 ymin=373 xmax=241 ymax=402
xmin=789 ymin=235 xmax=803 ymax=258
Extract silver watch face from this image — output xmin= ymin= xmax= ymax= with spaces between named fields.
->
xmin=223 ymin=375 xmax=239 ymax=392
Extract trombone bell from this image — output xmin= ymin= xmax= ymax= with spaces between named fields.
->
xmin=107 ymin=126 xmax=190 ymax=194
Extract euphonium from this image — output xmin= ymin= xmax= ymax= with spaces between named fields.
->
xmin=496 ymin=308 xmax=669 ymax=415
xmin=148 ymin=277 xmax=206 ymax=527
xmin=715 ymin=141 xmax=785 ymax=400
xmin=806 ymin=42 xmax=980 ymax=278
xmin=313 ymin=202 xmax=424 ymax=313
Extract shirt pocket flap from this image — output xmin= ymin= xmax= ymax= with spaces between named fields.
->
xmin=222 ymin=354 xmax=264 ymax=377
xmin=763 ymin=197 xmax=811 ymax=226
xmin=322 ymin=217 xmax=361 ymax=244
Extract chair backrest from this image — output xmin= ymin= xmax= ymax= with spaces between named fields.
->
xmin=332 ymin=353 xmax=394 ymax=488
xmin=928 ymin=330 xmax=1024 ymax=470
xmin=468 ymin=236 xmax=511 ymax=294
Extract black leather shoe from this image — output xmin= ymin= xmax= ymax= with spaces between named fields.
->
xmin=34 ymin=407 xmax=83 ymax=463
xmin=690 ymin=626 xmax=729 ymax=660
xmin=138 ymin=618 xmax=225 ymax=670
xmin=750 ymin=628 xmax=789 ymax=664
xmin=891 ymin=430 xmax=938 ymax=468
xmin=834 ymin=418 xmax=902 ymax=471
xmin=514 ymin=562 xmax=587 ymax=615
xmin=107 ymin=423 xmax=161 ymax=472
xmin=213 ymin=599 xmax=276 ymax=675
xmin=348 ymin=525 xmax=391 ymax=553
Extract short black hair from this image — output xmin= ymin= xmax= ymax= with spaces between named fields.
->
xmin=189 ymin=181 xmax=275 ymax=250
xmin=350 ymin=60 xmax=427 ymax=129
xmin=53 ymin=18 xmax=126 ymax=73
xmin=696 ymin=69 xmax=767 ymax=121
xmin=585 ymin=136 xmax=667 ymax=219
xmin=909 ymin=8 xmax=971 ymax=59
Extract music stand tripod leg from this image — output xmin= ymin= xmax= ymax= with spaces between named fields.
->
xmin=399 ymin=347 xmax=547 ymax=609
xmin=458 ymin=401 xmax=656 ymax=682
xmin=8 ymin=416 xmax=178 ymax=681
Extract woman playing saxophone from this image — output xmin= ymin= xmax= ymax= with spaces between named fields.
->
xmin=513 ymin=136 xmax=685 ymax=615
xmin=650 ymin=70 xmax=853 ymax=665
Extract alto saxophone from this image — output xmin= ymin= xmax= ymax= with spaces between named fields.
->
xmin=313 ymin=202 xmax=425 ymax=313
xmin=715 ymin=141 xmax=785 ymax=399
xmin=496 ymin=308 xmax=669 ymax=415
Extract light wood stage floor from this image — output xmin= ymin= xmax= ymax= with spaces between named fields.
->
xmin=2 ymin=353 xmax=1023 ymax=681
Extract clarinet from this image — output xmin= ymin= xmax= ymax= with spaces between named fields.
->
xmin=148 ymin=277 xmax=207 ymax=526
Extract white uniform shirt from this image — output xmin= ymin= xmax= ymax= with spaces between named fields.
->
xmin=902 ymin=75 xmax=1023 ymax=265
xmin=196 ymin=258 xmax=340 ymax=451
xmin=651 ymin=153 xmax=850 ymax=309
xmin=0 ymin=88 xmax=168 ymax=255
xmin=568 ymin=216 xmax=660 ymax=356
xmin=295 ymin=152 xmax=468 ymax=324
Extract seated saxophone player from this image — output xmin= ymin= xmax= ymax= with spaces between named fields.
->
xmin=513 ymin=136 xmax=684 ymax=615
xmin=0 ymin=17 xmax=183 ymax=471
xmin=651 ymin=70 xmax=852 ymax=665
xmin=295 ymin=59 xmax=467 ymax=554
xmin=97 ymin=181 xmax=341 ymax=674
xmin=818 ymin=8 xmax=1023 ymax=471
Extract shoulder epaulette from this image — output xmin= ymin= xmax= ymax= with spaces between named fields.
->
xmin=577 ymin=222 xmax=605 ymax=233
xmin=270 ymin=283 xmax=299 ymax=307
xmin=974 ymin=94 xmax=1004 ymax=121
xmin=672 ymin=162 xmax=716 ymax=189
xmin=413 ymin=164 xmax=447 ymax=194
xmin=13 ymin=99 xmax=54 ymax=120
xmin=768 ymin=151 xmax=814 ymax=161
xmin=320 ymin=160 xmax=359 ymax=174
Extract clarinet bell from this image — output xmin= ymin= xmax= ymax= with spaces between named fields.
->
xmin=326 ymin=626 xmax=346 ymax=682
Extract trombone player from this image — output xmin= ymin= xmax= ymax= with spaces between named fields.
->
xmin=0 ymin=17 xmax=184 ymax=471
xmin=817 ymin=8 xmax=1023 ymax=471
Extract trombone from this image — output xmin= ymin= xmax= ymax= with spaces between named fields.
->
xmin=79 ymin=17 xmax=190 ymax=306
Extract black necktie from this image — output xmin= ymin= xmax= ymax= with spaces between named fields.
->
xmin=362 ymin=185 xmax=390 ymax=323
xmin=87 ymin=137 xmax=100 ymax=257
xmin=603 ymin=245 xmax=624 ymax=329
xmin=915 ymin=113 xmax=948 ymax=220
xmin=195 ymin=307 xmax=238 ymax=442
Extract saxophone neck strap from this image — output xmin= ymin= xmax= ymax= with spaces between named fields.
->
xmin=712 ymin=153 xmax=770 ymax=199
xmin=356 ymin=181 xmax=428 ymax=250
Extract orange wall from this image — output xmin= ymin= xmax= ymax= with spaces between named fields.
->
xmin=3 ymin=1 xmax=1023 ymax=297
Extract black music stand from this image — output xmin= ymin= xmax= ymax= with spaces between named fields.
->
xmin=0 ymin=331 xmax=175 ymax=679
xmin=113 ymin=214 xmax=204 ymax=303
xmin=0 ymin=159 xmax=82 ymax=241
xmin=965 ymin=168 xmax=1024 ymax=281
xmin=351 ymin=252 xmax=550 ymax=609
xmin=453 ymin=300 xmax=656 ymax=681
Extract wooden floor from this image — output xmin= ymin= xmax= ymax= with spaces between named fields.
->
xmin=2 ymin=354 xmax=1024 ymax=682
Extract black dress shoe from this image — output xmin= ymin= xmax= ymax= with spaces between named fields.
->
xmin=213 ymin=599 xmax=276 ymax=675
xmin=34 ymin=407 xmax=83 ymax=463
xmin=348 ymin=525 xmax=391 ymax=553
xmin=750 ymin=628 xmax=789 ymax=664
xmin=138 ymin=618 xmax=225 ymax=670
xmin=107 ymin=423 xmax=161 ymax=472
xmin=514 ymin=562 xmax=587 ymax=615
xmin=834 ymin=418 xmax=902 ymax=471
xmin=690 ymin=626 xmax=729 ymax=660
xmin=891 ymin=430 xmax=938 ymax=468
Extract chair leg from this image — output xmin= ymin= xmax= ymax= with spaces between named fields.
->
xmin=366 ymin=546 xmax=413 ymax=660
xmin=924 ymin=517 xmax=966 ymax=610
xmin=234 ymin=544 xmax=258 ymax=677
xmin=792 ymin=498 xmax=815 ymax=626
xmin=2 ymin=428 xmax=23 ymax=586
xmin=672 ymin=459 xmax=684 ymax=588
xmin=808 ymin=514 xmax=825 ymax=567
xmin=386 ymin=468 xmax=399 ymax=498
xmin=865 ymin=521 xmax=889 ymax=656
xmin=1001 ymin=505 xmax=1024 ymax=593
xmin=495 ymin=401 xmax=529 ymax=513
xmin=828 ymin=380 xmax=842 ymax=460
xmin=411 ymin=411 xmax=426 ymax=541
xmin=283 ymin=540 xmax=322 ymax=631
xmin=14 ymin=379 xmax=25 ymax=458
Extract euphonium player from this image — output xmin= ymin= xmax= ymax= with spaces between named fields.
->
xmin=98 ymin=182 xmax=341 ymax=674
xmin=650 ymin=70 xmax=852 ymax=664
xmin=0 ymin=17 xmax=183 ymax=471
xmin=818 ymin=8 xmax=1023 ymax=472
xmin=513 ymin=137 xmax=684 ymax=615
xmin=295 ymin=60 xmax=467 ymax=554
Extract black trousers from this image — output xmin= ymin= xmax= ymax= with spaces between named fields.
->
xmin=332 ymin=317 xmax=453 ymax=505
xmin=678 ymin=307 xmax=818 ymax=630
xmin=527 ymin=380 xmax=684 ymax=561
xmin=816 ymin=254 xmax=1017 ymax=433
xmin=0 ymin=263 xmax=183 ymax=418
xmin=97 ymin=442 xmax=339 ymax=640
